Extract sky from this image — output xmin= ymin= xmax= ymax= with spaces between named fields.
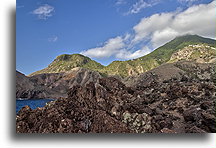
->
xmin=16 ymin=0 xmax=215 ymax=75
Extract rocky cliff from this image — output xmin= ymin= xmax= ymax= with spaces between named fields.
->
xmin=16 ymin=67 xmax=101 ymax=99
xmin=16 ymin=70 xmax=49 ymax=99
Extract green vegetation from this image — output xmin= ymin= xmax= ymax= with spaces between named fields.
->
xmin=29 ymin=54 xmax=104 ymax=76
xmin=101 ymin=35 xmax=215 ymax=77
xmin=190 ymin=50 xmax=201 ymax=59
xmin=30 ymin=35 xmax=216 ymax=77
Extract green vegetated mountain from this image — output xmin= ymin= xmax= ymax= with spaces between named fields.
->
xmin=30 ymin=35 xmax=216 ymax=77
xmin=29 ymin=54 xmax=104 ymax=76
xmin=100 ymin=35 xmax=215 ymax=77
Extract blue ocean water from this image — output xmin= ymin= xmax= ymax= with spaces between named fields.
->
xmin=16 ymin=99 xmax=54 ymax=114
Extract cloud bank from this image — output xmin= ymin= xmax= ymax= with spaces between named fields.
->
xmin=81 ymin=1 xmax=215 ymax=60
xmin=133 ymin=1 xmax=215 ymax=48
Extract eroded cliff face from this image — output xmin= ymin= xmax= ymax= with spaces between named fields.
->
xmin=16 ymin=61 xmax=216 ymax=133
xmin=16 ymin=67 xmax=101 ymax=99
xmin=16 ymin=70 xmax=44 ymax=99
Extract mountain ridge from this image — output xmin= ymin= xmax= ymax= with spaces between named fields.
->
xmin=29 ymin=35 xmax=216 ymax=77
xmin=99 ymin=34 xmax=215 ymax=77
xmin=29 ymin=54 xmax=104 ymax=76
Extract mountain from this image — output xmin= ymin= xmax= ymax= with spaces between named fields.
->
xmin=29 ymin=35 xmax=215 ymax=78
xmin=100 ymin=35 xmax=215 ymax=77
xmin=16 ymin=68 xmax=101 ymax=99
xmin=16 ymin=35 xmax=216 ymax=133
xmin=29 ymin=54 xmax=104 ymax=76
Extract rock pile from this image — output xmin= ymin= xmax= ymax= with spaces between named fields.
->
xmin=16 ymin=61 xmax=216 ymax=133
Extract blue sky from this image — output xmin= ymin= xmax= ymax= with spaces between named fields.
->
xmin=16 ymin=0 xmax=215 ymax=75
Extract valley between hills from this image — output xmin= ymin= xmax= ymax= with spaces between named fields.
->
xmin=16 ymin=34 xmax=216 ymax=133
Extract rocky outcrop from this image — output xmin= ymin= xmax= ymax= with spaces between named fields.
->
xmin=16 ymin=61 xmax=216 ymax=133
xmin=169 ymin=44 xmax=216 ymax=63
xmin=16 ymin=68 xmax=101 ymax=99
xmin=16 ymin=70 xmax=48 ymax=99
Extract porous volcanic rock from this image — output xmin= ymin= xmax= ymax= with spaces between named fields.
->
xmin=16 ymin=61 xmax=216 ymax=133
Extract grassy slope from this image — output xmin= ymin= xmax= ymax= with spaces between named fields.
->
xmin=29 ymin=54 xmax=104 ymax=76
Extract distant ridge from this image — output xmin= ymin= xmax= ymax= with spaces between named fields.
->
xmin=29 ymin=35 xmax=215 ymax=77
xmin=99 ymin=35 xmax=215 ymax=77
xmin=29 ymin=54 xmax=104 ymax=76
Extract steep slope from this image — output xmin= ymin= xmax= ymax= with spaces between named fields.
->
xmin=123 ymin=61 xmax=216 ymax=88
xmin=16 ymin=70 xmax=52 ymax=99
xmin=16 ymin=68 xmax=101 ymax=99
xmin=168 ymin=44 xmax=216 ymax=63
xmin=16 ymin=70 xmax=35 ymax=98
xmin=100 ymin=35 xmax=215 ymax=77
xmin=29 ymin=54 xmax=104 ymax=76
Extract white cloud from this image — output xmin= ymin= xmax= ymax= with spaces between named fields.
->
xmin=81 ymin=36 xmax=125 ymax=58
xmin=116 ymin=46 xmax=152 ymax=59
xmin=151 ymin=28 xmax=179 ymax=48
xmin=127 ymin=0 xmax=160 ymax=15
xmin=123 ymin=33 xmax=131 ymax=41
xmin=133 ymin=1 xmax=216 ymax=48
xmin=48 ymin=35 xmax=58 ymax=42
xmin=132 ymin=12 xmax=174 ymax=43
xmin=81 ymin=34 xmax=151 ymax=60
xmin=81 ymin=1 xmax=215 ymax=60
xmin=32 ymin=4 xmax=55 ymax=20
xmin=116 ymin=0 xmax=126 ymax=5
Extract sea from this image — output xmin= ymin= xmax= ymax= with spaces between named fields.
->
xmin=16 ymin=98 xmax=54 ymax=114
